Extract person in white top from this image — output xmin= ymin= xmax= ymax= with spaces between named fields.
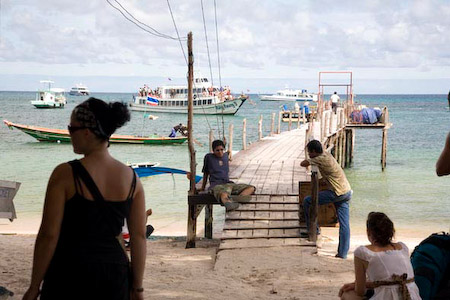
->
xmin=339 ymin=212 xmax=421 ymax=300
xmin=330 ymin=91 xmax=340 ymax=113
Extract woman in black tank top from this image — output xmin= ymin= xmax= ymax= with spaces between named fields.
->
xmin=23 ymin=98 xmax=147 ymax=300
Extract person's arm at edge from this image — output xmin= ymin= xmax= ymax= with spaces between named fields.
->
xmin=128 ymin=176 xmax=147 ymax=300
xmin=300 ymin=159 xmax=310 ymax=167
xmin=354 ymin=256 xmax=371 ymax=296
xmin=436 ymin=133 xmax=450 ymax=176
xmin=23 ymin=164 xmax=68 ymax=300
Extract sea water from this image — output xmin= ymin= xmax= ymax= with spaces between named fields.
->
xmin=0 ymin=92 xmax=449 ymax=236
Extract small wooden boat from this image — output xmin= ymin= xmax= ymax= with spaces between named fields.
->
xmin=3 ymin=120 xmax=187 ymax=145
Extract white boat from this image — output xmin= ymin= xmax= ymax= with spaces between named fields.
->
xmin=69 ymin=83 xmax=90 ymax=96
xmin=130 ymin=76 xmax=247 ymax=115
xmin=260 ymin=88 xmax=317 ymax=102
xmin=31 ymin=80 xmax=67 ymax=109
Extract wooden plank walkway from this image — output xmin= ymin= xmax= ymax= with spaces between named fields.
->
xmin=219 ymin=125 xmax=320 ymax=250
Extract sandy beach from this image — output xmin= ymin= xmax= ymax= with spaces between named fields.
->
xmin=0 ymin=226 xmax=434 ymax=300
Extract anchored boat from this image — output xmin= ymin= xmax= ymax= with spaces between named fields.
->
xmin=31 ymin=80 xmax=67 ymax=108
xmin=69 ymin=83 xmax=90 ymax=96
xmin=130 ymin=75 xmax=247 ymax=115
xmin=3 ymin=120 xmax=187 ymax=145
xmin=260 ymin=88 xmax=317 ymax=102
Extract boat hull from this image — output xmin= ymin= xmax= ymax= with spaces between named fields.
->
xmin=30 ymin=101 xmax=65 ymax=109
xmin=3 ymin=120 xmax=187 ymax=145
xmin=130 ymin=97 xmax=246 ymax=115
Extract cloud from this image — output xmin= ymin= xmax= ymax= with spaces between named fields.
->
xmin=1 ymin=0 xmax=450 ymax=86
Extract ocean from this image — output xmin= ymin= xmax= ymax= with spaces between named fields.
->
xmin=0 ymin=92 xmax=449 ymax=237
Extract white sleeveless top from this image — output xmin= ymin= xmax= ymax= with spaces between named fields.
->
xmin=354 ymin=242 xmax=422 ymax=300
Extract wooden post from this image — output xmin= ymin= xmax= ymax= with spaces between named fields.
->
xmin=205 ymin=204 xmax=213 ymax=239
xmin=328 ymin=110 xmax=333 ymax=135
xmin=277 ymin=111 xmax=282 ymax=134
xmin=228 ymin=123 xmax=234 ymax=160
xmin=297 ymin=111 xmax=301 ymax=129
xmin=209 ymin=130 xmax=214 ymax=152
xmin=242 ymin=118 xmax=247 ymax=150
xmin=288 ymin=112 xmax=292 ymax=131
xmin=309 ymin=166 xmax=319 ymax=242
xmin=381 ymin=128 xmax=388 ymax=171
xmin=258 ymin=115 xmax=263 ymax=140
xmin=334 ymin=130 xmax=340 ymax=160
xmin=270 ymin=112 xmax=275 ymax=136
xmin=302 ymin=106 xmax=306 ymax=124
xmin=349 ymin=128 xmax=355 ymax=166
xmin=186 ymin=32 xmax=197 ymax=248
xmin=341 ymin=128 xmax=346 ymax=168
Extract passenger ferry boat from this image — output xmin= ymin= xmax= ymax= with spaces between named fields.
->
xmin=69 ymin=83 xmax=90 ymax=96
xmin=260 ymin=88 xmax=317 ymax=102
xmin=130 ymin=76 xmax=247 ymax=115
xmin=31 ymin=80 xmax=67 ymax=109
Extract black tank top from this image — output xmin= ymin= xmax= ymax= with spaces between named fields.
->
xmin=51 ymin=160 xmax=136 ymax=266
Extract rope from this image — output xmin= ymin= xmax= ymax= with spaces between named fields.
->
xmin=167 ymin=0 xmax=212 ymax=133
xmin=214 ymin=0 xmax=225 ymax=141
xmin=200 ymin=0 xmax=221 ymax=139
xmin=106 ymin=0 xmax=185 ymax=41
xmin=372 ymin=273 xmax=414 ymax=300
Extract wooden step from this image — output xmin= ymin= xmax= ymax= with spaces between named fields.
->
xmin=221 ymin=228 xmax=302 ymax=239
xmin=219 ymin=238 xmax=316 ymax=250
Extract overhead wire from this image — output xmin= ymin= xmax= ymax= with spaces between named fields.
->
xmin=213 ymin=0 xmax=225 ymax=141
xmin=106 ymin=0 xmax=185 ymax=41
xmin=167 ymin=0 xmax=212 ymax=132
xmin=200 ymin=0 xmax=222 ymax=139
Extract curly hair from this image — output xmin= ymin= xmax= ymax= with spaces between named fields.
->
xmin=366 ymin=212 xmax=395 ymax=246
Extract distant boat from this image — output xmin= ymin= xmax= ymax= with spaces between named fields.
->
xmin=260 ymin=88 xmax=317 ymax=102
xmin=130 ymin=74 xmax=247 ymax=115
xmin=3 ymin=120 xmax=187 ymax=145
xmin=31 ymin=80 xmax=67 ymax=109
xmin=69 ymin=83 xmax=90 ymax=96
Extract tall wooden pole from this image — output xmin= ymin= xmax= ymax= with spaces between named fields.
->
xmin=187 ymin=32 xmax=196 ymax=196
xmin=186 ymin=32 xmax=197 ymax=248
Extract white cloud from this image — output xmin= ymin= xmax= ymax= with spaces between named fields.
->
xmin=1 ymin=0 xmax=450 ymax=93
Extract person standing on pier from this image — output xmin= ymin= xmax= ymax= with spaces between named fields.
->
xmin=198 ymin=140 xmax=255 ymax=211
xmin=300 ymin=140 xmax=352 ymax=259
xmin=330 ymin=91 xmax=340 ymax=113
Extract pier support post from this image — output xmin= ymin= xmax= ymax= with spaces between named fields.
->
xmin=309 ymin=168 xmax=319 ymax=243
xmin=258 ymin=115 xmax=263 ymax=140
xmin=228 ymin=123 xmax=234 ymax=159
xmin=288 ymin=113 xmax=292 ymax=131
xmin=270 ymin=113 xmax=275 ymax=136
xmin=186 ymin=204 xmax=197 ymax=248
xmin=242 ymin=118 xmax=247 ymax=150
xmin=302 ymin=106 xmax=306 ymax=125
xmin=381 ymin=128 xmax=388 ymax=171
xmin=205 ymin=204 xmax=213 ymax=239
xmin=209 ymin=130 xmax=214 ymax=152
xmin=341 ymin=129 xmax=346 ymax=168
xmin=277 ymin=111 xmax=282 ymax=134
xmin=345 ymin=129 xmax=353 ymax=168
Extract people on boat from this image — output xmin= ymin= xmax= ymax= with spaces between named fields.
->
xmin=339 ymin=212 xmax=421 ymax=300
xmin=436 ymin=132 xmax=450 ymax=176
xmin=22 ymin=97 xmax=147 ymax=300
xmin=198 ymin=140 xmax=255 ymax=211
xmin=300 ymin=139 xmax=352 ymax=259
xmin=330 ymin=91 xmax=340 ymax=113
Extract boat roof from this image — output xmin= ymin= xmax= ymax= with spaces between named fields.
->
xmin=50 ymin=88 xmax=65 ymax=93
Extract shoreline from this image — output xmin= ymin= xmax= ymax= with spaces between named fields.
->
xmin=0 ymin=228 xmax=435 ymax=299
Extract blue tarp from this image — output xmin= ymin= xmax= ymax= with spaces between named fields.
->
xmin=134 ymin=166 xmax=202 ymax=183
xmin=359 ymin=108 xmax=381 ymax=124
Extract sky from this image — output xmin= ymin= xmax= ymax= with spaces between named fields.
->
xmin=1 ymin=0 xmax=450 ymax=94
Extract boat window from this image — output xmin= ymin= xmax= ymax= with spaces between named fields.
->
xmin=208 ymin=99 xmax=212 ymax=104
xmin=202 ymin=99 xmax=206 ymax=105
xmin=184 ymin=101 xmax=188 ymax=106
xmin=194 ymin=100 xmax=197 ymax=106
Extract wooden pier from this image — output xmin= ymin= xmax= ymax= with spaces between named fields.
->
xmin=185 ymin=51 xmax=392 ymax=249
